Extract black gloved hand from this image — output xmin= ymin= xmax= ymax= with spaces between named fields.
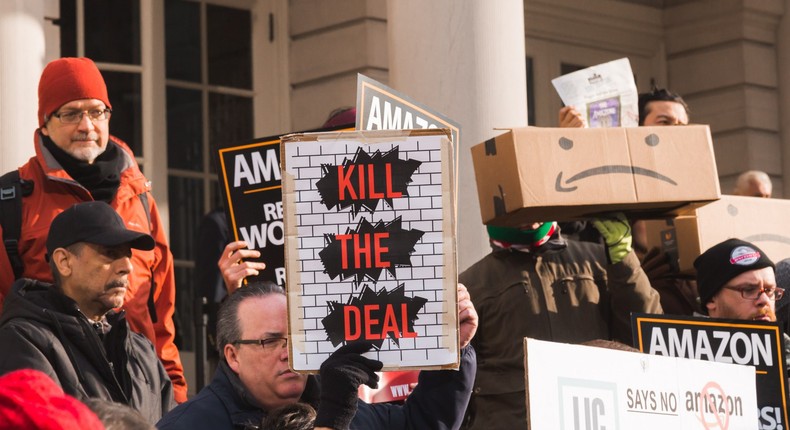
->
xmin=315 ymin=341 xmax=383 ymax=429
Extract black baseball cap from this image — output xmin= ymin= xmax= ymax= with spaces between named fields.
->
xmin=694 ymin=238 xmax=775 ymax=312
xmin=46 ymin=201 xmax=155 ymax=255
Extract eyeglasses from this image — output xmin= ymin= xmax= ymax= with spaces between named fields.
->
xmin=722 ymin=286 xmax=785 ymax=301
xmin=233 ymin=337 xmax=288 ymax=351
xmin=50 ymin=108 xmax=112 ymax=124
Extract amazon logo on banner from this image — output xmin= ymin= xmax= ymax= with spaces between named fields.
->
xmin=321 ymin=284 xmax=427 ymax=348
xmin=319 ymin=217 xmax=424 ymax=285
xmin=316 ymin=147 xmax=421 ymax=216
xmin=554 ymin=133 xmax=677 ymax=192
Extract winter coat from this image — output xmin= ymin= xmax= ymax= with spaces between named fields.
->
xmin=0 ymin=279 xmax=174 ymax=424
xmin=0 ymin=131 xmax=186 ymax=401
xmin=158 ymin=346 xmax=477 ymax=430
xmin=460 ymin=239 xmax=661 ymax=430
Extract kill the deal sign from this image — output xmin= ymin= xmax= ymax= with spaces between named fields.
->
xmin=633 ymin=314 xmax=789 ymax=430
xmin=218 ymin=136 xmax=285 ymax=285
xmin=281 ymin=128 xmax=458 ymax=372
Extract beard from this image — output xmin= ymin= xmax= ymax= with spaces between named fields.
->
xmin=757 ymin=306 xmax=777 ymax=322
xmin=68 ymin=131 xmax=105 ymax=163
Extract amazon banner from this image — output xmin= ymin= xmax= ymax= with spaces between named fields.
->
xmin=281 ymin=128 xmax=458 ymax=372
xmin=218 ymin=136 xmax=286 ymax=285
xmin=642 ymin=195 xmax=790 ymax=274
xmin=633 ymin=313 xmax=789 ymax=430
xmin=471 ymin=125 xmax=721 ymax=227
xmin=355 ymin=73 xmax=460 ymax=150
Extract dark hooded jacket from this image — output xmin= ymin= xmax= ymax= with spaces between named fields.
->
xmin=0 ymin=279 xmax=174 ymax=424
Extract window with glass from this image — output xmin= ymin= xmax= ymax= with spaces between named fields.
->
xmin=57 ymin=0 xmax=255 ymax=355
xmin=165 ymin=0 xmax=254 ymax=352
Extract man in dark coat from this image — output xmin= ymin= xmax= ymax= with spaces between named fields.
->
xmin=0 ymin=201 xmax=174 ymax=425
xmin=158 ymin=282 xmax=478 ymax=430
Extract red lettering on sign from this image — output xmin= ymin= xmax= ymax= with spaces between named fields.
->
xmin=336 ymin=233 xmax=391 ymax=269
xmin=336 ymin=163 xmax=403 ymax=201
xmin=344 ymin=306 xmax=361 ymax=341
xmin=342 ymin=303 xmax=419 ymax=341
xmin=338 ymin=165 xmax=356 ymax=200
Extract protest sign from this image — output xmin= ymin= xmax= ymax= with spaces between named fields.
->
xmin=633 ymin=313 xmax=788 ymax=430
xmin=525 ymin=338 xmax=758 ymax=430
xmin=217 ymin=136 xmax=285 ymax=285
xmin=281 ymin=128 xmax=458 ymax=372
xmin=356 ymin=74 xmax=460 ymax=147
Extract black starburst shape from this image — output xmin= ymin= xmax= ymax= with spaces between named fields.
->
xmin=318 ymin=216 xmax=424 ymax=285
xmin=321 ymin=284 xmax=428 ymax=348
xmin=315 ymin=146 xmax=421 ymax=216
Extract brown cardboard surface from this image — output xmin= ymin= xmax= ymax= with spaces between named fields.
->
xmin=472 ymin=125 xmax=720 ymax=226
xmin=643 ymin=195 xmax=790 ymax=274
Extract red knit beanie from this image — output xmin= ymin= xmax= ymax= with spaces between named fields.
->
xmin=38 ymin=57 xmax=112 ymax=127
xmin=0 ymin=369 xmax=105 ymax=430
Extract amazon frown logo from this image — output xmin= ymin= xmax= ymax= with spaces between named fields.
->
xmin=554 ymin=133 xmax=678 ymax=192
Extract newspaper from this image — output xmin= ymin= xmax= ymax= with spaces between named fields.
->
xmin=552 ymin=57 xmax=639 ymax=127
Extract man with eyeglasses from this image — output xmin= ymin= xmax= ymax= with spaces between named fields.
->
xmin=0 ymin=202 xmax=174 ymax=424
xmin=695 ymin=239 xmax=786 ymax=323
xmin=0 ymin=57 xmax=186 ymax=402
xmin=694 ymin=238 xmax=790 ymax=373
xmin=158 ymin=281 xmax=477 ymax=430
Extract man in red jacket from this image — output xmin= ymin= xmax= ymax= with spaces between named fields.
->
xmin=0 ymin=57 xmax=186 ymax=402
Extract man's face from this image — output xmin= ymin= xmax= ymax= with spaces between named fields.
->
xmin=741 ymin=178 xmax=772 ymax=198
xmin=226 ymin=295 xmax=307 ymax=410
xmin=40 ymin=98 xmax=110 ymax=164
xmin=643 ymin=101 xmax=689 ymax=126
xmin=59 ymin=243 xmax=132 ymax=319
xmin=706 ymin=267 xmax=778 ymax=321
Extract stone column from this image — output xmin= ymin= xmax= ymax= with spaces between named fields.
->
xmin=387 ymin=0 xmax=528 ymax=271
xmin=664 ymin=0 xmax=785 ymax=196
xmin=778 ymin=0 xmax=790 ymax=197
xmin=0 ymin=0 xmax=48 ymax=172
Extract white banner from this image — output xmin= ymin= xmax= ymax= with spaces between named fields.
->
xmin=525 ymin=338 xmax=758 ymax=430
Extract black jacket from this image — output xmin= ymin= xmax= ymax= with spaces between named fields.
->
xmin=158 ymin=346 xmax=477 ymax=430
xmin=0 ymin=279 xmax=174 ymax=424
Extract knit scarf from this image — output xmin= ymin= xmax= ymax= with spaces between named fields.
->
xmin=42 ymin=135 xmax=123 ymax=203
xmin=487 ymin=222 xmax=565 ymax=253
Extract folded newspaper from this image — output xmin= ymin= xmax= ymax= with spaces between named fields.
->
xmin=552 ymin=57 xmax=639 ymax=127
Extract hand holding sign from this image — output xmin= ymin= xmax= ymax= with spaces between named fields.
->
xmin=218 ymin=241 xmax=267 ymax=295
xmin=458 ymin=284 xmax=478 ymax=349
xmin=315 ymin=341 xmax=382 ymax=429
xmin=558 ymin=106 xmax=586 ymax=128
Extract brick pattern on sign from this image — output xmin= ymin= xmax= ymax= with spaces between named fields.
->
xmin=289 ymin=137 xmax=449 ymax=368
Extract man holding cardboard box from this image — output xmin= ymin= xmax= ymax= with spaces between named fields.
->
xmin=459 ymin=217 xmax=661 ymax=430
xmin=560 ymin=87 xmax=702 ymax=317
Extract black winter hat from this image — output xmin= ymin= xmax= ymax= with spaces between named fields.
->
xmin=46 ymin=201 xmax=155 ymax=256
xmin=695 ymin=238 xmax=775 ymax=311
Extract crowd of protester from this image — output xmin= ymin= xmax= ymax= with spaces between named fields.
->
xmin=0 ymin=55 xmax=784 ymax=430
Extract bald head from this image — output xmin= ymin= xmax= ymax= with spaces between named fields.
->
xmin=733 ymin=171 xmax=772 ymax=198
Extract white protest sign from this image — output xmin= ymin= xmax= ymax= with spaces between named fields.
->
xmin=281 ymin=129 xmax=458 ymax=372
xmin=525 ymin=338 xmax=758 ymax=430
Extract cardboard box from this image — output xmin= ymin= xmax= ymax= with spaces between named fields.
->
xmin=643 ymin=195 xmax=790 ymax=274
xmin=471 ymin=125 xmax=720 ymax=226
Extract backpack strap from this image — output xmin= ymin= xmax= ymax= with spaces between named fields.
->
xmin=138 ymin=190 xmax=159 ymax=323
xmin=0 ymin=170 xmax=34 ymax=280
